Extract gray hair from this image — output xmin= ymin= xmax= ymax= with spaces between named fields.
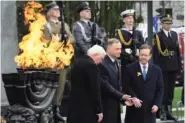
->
xmin=105 ymin=38 xmax=120 ymax=49
xmin=87 ymin=45 xmax=106 ymax=56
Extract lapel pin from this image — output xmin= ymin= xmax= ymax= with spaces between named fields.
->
xmin=137 ymin=72 xmax=141 ymax=76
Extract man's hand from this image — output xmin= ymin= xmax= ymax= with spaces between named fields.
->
xmin=151 ymin=105 xmax=158 ymax=113
xmin=97 ymin=113 xmax=103 ymax=122
xmin=122 ymin=94 xmax=131 ymax=100
xmin=122 ymin=94 xmax=133 ymax=106
xmin=125 ymin=100 xmax=133 ymax=106
xmin=132 ymin=97 xmax=142 ymax=108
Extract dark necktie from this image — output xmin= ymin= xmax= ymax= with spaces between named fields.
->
xmin=168 ymin=32 xmax=171 ymax=38
xmin=87 ymin=21 xmax=92 ymax=29
xmin=114 ymin=61 xmax=118 ymax=72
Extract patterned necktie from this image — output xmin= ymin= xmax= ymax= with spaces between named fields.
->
xmin=142 ymin=66 xmax=147 ymax=80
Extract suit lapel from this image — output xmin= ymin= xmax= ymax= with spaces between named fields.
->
xmin=136 ymin=62 xmax=144 ymax=82
xmin=104 ymin=55 xmax=121 ymax=89
xmin=104 ymin=56 xmax=118 ymax=76
xmin=145 ymin=63 xmax=152 ymax=82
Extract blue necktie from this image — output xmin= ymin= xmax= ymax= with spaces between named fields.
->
xmin=142 ymin=66 xmax=147 ymax=80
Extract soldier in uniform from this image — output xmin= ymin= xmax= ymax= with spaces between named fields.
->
xmin=115 ymin=9 xmax=144 ymax=88
xmin=72 ymin=2 xmax=105 ymax=59
xmin=43 ymin=2 xmax=75 ymax=122
xmin=152 ymin=14 xmax=181 ymax=121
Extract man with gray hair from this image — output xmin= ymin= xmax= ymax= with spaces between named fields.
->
xmin=67 ymin=45 xmax=106 ymax=123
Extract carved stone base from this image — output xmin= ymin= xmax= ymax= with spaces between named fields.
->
xmin=40 ymin=105 xmax=54 ymax=123
xmin=4 ymin=104 xmax=57 ymax=123
xmin=5 ymin=104 xmax=37 ymax=123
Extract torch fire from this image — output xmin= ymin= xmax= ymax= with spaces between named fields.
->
xmin=14 ymin=1 xmax=74 ymax=69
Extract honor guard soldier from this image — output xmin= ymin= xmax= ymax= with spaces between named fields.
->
xmin=43 ymin=2 xmax=75 ymax=122
xmin=72 ymin=2 xmax=105 ymax=59
xmin=43 ymin=2 xmax=74 ymax=43
xmin=152 ymin=14 xmax=181 ymax=121
xmin=115 ymin=9 xmax=144 ymax=88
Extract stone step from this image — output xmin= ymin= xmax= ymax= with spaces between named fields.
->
xmin=121 ymin=106 xmax=184 ymax=123
xmin=156 ymin=119 xmax=184 ymax=123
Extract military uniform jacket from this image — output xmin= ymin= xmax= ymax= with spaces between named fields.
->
xmin=115 ymin=27 xmax=144 ymax=66
xmin=43 ymin=20 xmax=75 ymax=43
xmin=152 ymin=29 xmax=181 ymax=72
xmin=72 ymin=20 xmax=104 ymax=58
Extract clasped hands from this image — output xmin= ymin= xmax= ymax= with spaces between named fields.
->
xmin=122 ymin=95 xmax=158 ymax=113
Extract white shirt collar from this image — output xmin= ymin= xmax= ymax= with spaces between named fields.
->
xmin=139 ymin=62 xmax=149 ymax=73
xmin=81 ymin=19 xmax=90 ymax=23
xmin=49 ymin=19 xmax=59 ymax=23
xmin=121 ymin=27 xmax=133 ymax=34
xmin=163 ymin=29 xmax=171 ymax=37
xmin=107 ymin=55 xmax=116 ymax=62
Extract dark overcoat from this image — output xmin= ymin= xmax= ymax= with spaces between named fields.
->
xmin=123 ymin=61 xmax=164 ymax=123
xmin=98 ymin=56 xmax=123 ymax=123
xmin=67 ymin=55 xmax=102 ymax=123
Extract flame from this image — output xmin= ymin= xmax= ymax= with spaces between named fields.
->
xmin=14 ymin=1 xmax=74 ymax=69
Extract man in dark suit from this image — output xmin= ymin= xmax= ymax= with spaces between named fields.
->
xmin=115 ymin=9 xmax=144 ymax=91
xmin=123 ymin=44 xmax=164 ymax=123
xmin=152 ymin=14 xmax=181 ymax=121
xmin=98 ymin=38 xmax=132 ymax=123
xmin=72 ymin=2 xmax=104 ymax=58
xmin=67 ymin=45 xmax=106 ymax=123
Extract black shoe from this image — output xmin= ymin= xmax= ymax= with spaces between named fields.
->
xmin=160 ymin=105 xmax=167 ymax=121
xmin=166 ymin=113 xmax=177 ymax=121
xmin=166 ymin=105 xmax=177 ymax=121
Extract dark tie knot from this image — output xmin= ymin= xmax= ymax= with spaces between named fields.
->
xmin=143 ymin=66 xmax=146 ymax=69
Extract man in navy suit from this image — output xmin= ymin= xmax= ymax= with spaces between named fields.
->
xmin=98 ymin=38 xmax=132 ymax=123
xmin=123 ymin=44 xmax=164 ymax=123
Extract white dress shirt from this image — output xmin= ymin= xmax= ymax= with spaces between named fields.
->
xmin=139 ymin=62 xmax=149 ymax=73
xmin=163 ymin=29 xmax=171 ymax=37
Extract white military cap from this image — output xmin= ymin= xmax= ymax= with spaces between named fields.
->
xmin=120 ymin=9 xmax=135 ymax=18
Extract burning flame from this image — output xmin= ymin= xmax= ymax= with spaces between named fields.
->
xmin=14 ymin=1 xmax=74 ymax=69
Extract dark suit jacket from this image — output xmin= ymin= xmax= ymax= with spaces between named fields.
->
xmin=123 ymin=61 xmax=164 ymax=123
xmin=98 ymin=55 xmax=123 ymax=123
xmin=67 ymin=55 xmax=102 ymax=123
xmin=153 ymin=29 xmax=181 ymax=72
